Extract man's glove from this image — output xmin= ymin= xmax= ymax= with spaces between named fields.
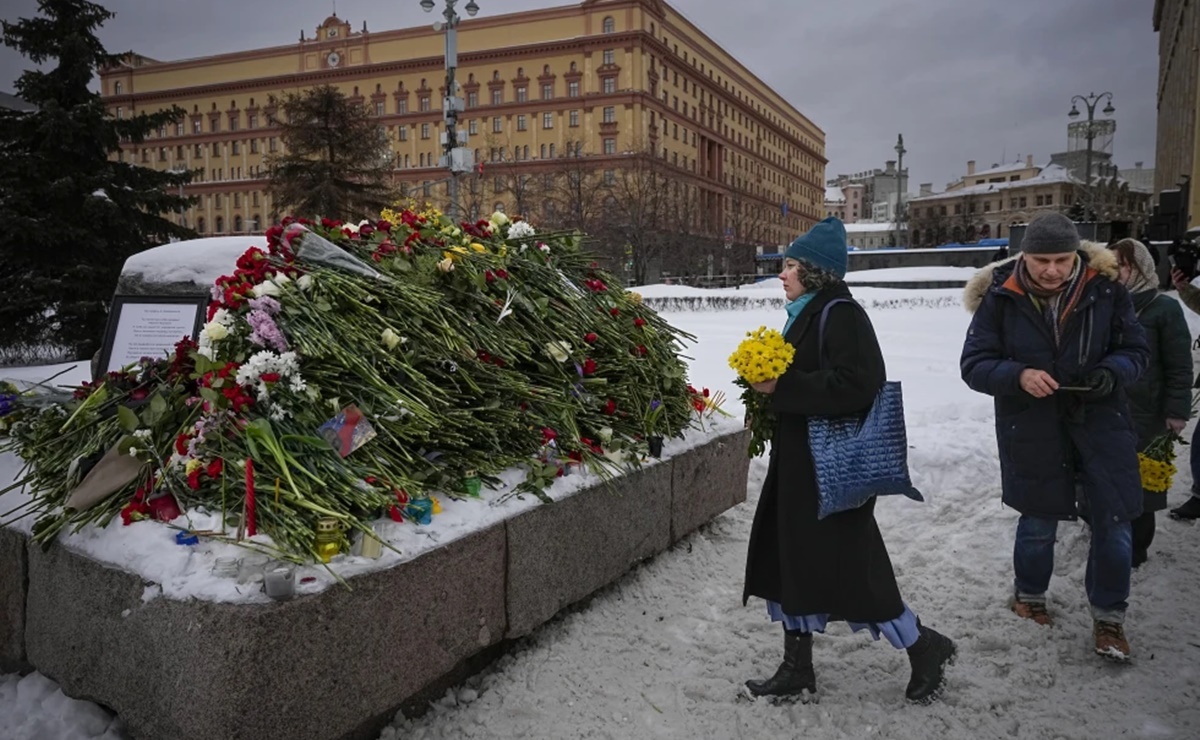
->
xmin=1082 ymin=368 xmax=1116 ymax=400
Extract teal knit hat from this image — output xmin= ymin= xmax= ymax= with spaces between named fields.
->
xmin=785 ymin=217 xmax=848 ymax=278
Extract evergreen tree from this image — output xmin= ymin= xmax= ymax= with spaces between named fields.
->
xmin=0 ymin=0 xmax=194 ymax=362
xmin=266 ymin=85 xmax=396 ymax=221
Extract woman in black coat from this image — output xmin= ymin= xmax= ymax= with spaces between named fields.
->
xmin=743 ymin=217 xmax=955 ymax=704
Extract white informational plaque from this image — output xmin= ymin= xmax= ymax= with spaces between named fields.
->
xmin=102 ymin=299 xmax=205 ymax=373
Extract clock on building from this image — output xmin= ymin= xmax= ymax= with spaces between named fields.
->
xmin=326 ymin=51 xmax=341 ymax=68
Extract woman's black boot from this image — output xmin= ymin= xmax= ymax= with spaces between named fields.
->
xmin=746 ymin=630 xmax=816 ymax=700
xmin=905 ymin=624 xmax=956 ymax=704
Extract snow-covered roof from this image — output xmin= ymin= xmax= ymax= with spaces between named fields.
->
xmin=122 ymin=236 xmax=268 ymax=286
xmin=825 ymin=186 xmax=844 ymax=203
xmin=843 ymin=221 xmax=898 ymax=233
xmin=909 ymin=164 xmax=1080 ymax=202
xmin=969 ymin=161 xmax=1034 ymax=178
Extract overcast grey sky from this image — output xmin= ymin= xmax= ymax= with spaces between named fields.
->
xmin=0 ymin=0 xmax=1160 ymax=191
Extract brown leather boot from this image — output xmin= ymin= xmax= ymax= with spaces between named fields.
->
xmin=1093 ymin=621 xmax=1131 ymax=662
xmin=1012 ymin=597 xmax=1052 ymax=626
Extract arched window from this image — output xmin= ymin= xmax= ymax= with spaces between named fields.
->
xmin=523 ymin=145 xmax=529 ymax=160
xmin=493 ymin=70 xmax=500 ymax=80
xmin=114 ymin=81 xmax=123 ymax=94
xmin=252 ymin=214 xmax=261 ymax=233
xmin=569 ymin=61 xmax=577 ymax=72
xmin=197 ymin=217 xmax=206 ymax=234
xmin=216 ymin=216 xmax=225 ymax=233
xmin=549 ymin=143 xmax=556 ymax=158
xmin=234 ymin=215 xmax=243 ymax=233
xmin=603 ymin=16 xmax=615 ymax=33
xmin=543 ymin=64 xmax=551 ymax=75
xmin=540 ymin=144 xmax=547 ymax=159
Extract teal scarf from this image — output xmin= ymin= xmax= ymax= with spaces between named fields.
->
xmin=782 ymin=293 xmax=816 ymax=335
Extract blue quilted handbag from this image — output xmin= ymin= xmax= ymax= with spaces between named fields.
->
xmin=808 ymin=299 xmax=923 ymax=520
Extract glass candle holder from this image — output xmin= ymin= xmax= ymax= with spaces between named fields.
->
xmin=211 ymin=556 xmax=239 ymax=578
xmin=237 ymin=554 xmax=270 ymax=584
xmin=314 ymin=517 xmax=341 ymax=563
xmin=263 ymin=563 xmax=295 ymax=601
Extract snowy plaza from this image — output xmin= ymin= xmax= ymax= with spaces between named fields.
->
xmin=4 ymin=278 xmax=1199 ymax=740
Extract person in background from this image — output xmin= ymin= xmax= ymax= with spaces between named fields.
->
xmin=743 ymin=217 xmax=955 ymax=705
xmin=1109 ymin=239 xmax=1191 ymax=564
xmin=1168 ymin=265 xmax=1200 ymax=521
xmin=960 ymin=212 xmax=1149 ymax=661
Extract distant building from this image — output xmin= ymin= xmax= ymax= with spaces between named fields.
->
xmin=1152 ymin=0 xmax=1199 ymax=231
xmin=1119 ymin=162 xmax=1155 ymax=194
xmin=906 ymin=160 xmax=1150 ymax=248
xmin=844 ymin=221 xmax=900 ymax=249
xmin=824 ymin=182 xmax=865 ymax=222
xmin=826 ymin=160 xmax=907 ymax=223
xmin=0 ymin=91 xmax=35 ymax=111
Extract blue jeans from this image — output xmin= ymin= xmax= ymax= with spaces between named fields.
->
xmin=1013 ymin=488 xmax=1132 ymax=623
xmin=1191 ymin=421 xmax=1200 ymax=495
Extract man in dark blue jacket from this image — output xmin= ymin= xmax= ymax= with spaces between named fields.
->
xmin=961 ymin=212 xmax=1149 ymax=662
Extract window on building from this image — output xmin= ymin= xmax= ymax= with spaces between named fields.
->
xmin=194 ymin=144 xmax=202 ymax=158
xmin=542 ymin=112 xmax=554 ymax=129
xmin=603 ymin=138 xmax=616 ymax=155
xmin=549 ymin=143 xmax=556 ymax=158
xmin=540 ymin=144 xmax=547 ymax=159
xmin=1036 ymin=195 xmax=1044 ymax=206
xmin=269 ymin=137 xmax=278 ymax=153
xmin=399 ymin=126 xmax=408 ymax=141
xmin=492 ymin=89 xmax=503 ymax=105
xmin=375 ymin=101 xmax=385 ymax=116
xmin=469 ymin=119 xmax=478 ymax=135
xmin=516 ymin=87 xmax=528 ymax=103
xmin=159 ymin=146 xmax=168 ymax=161
xmin=954 ymin=204 xmax=962 ymax=215
xmin=542 ymin=83 xmax=553 ymax=100
xmin=1019 ymin=197 xmax=1027 ymax=208
xmin=215 ymin=216 xmax=224 ymax=233
xmin=234 ymin=193 xmax=242 ymax=208
xmin=568 ymin=81 xmax=580 ymax=97
xmin=253 ymin=192 xmax=260 ymax=206
xmin=423 ymin=181 xmax=432 ymax=197
xmin=229 ymin=117 xmax=238 ymax=132
xmin=603 ymin=49 xmax=615 ymax=65
xmin=603 ymin=16 xmax=615 ymax=33
xmin=175 ymin=122 xmax=184 ymax=136
xmin=604 ymin=169 xmax=616 ymax=185
xmin=114 ymin=81 xmax=123 ymax=94
xmin=569 ymin=110 xmax=580 ymax=127
xmin=517 ymin=115 xmax=527 ymax=131
xmin=493 ymin=117 xmax=503 ymax=133
xmin=603 ymin=106 xmax=616 ymax=123
xmin=398 ymin=99 xmax=408 ymax=114
xmin=603 ymin=77 xmax=616 ymax=94
xmin=211 ymin=142 xmax=220 ymax=156
xmin=421 ymin=123 xmax=430 ymax=139
xmin=467 ymin=91 xmax=478 ymax=108
xmin=983 ymin=201 xmax=991 ymax=212
xmin=232 ymin=141 xmax=241 ymax=155
xmin=248 ymin=114 xmax=257 ymax=129
xmin=419 ymin=96 xmax=431 ymax=112
xmin=939 ymin=205 xmax=947 ymax=216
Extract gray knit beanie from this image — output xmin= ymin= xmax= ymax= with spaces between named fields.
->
xmin=1022 ymin=212 xmax=1081 ymax=254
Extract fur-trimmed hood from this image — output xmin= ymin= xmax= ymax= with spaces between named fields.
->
xmin=962 ymin=241 xmax=1118 ymax=313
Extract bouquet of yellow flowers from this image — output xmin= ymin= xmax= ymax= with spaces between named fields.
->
xmin=1138 ymin=431 xmax=1182 ymax=493
xmin=728 ymin=327 xmax=797 ymax=457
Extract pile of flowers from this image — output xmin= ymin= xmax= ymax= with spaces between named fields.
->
xmin=728 ymin=327 xmax=796 ymax=457
xmin=1 ymin=207 xmax=704 ymax=562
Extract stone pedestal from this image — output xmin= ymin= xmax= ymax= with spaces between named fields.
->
xmin=7 ymin=431 xmax=750 ymax=740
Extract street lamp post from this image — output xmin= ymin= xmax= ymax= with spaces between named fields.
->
xmin=894 ymin=134 xmax=906 ymax=247
xmin=421 ymin=0 xmax=479 ymax=224
xmin=1068 ymin=91 xmax=1114 ymax=220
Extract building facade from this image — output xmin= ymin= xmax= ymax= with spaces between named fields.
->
xmin=906 ymin=161 xmax=1151 ymax=248
xmin=1153 ymin=0 xmax=1200 ymax=231
xmin=825 ymin=161 xmax=907 ymax=223
xmin=99 ymin=0 xmax=825 ymax=248
xmin=824 ymin=182 xmax=864 ymax=222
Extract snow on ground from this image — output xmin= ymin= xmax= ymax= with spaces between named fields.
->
xmin=5 ymin=287 xmax=1200 ymax=739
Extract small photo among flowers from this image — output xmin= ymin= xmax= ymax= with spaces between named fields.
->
xmin=319 ymin=404 xmax=377 ymax=458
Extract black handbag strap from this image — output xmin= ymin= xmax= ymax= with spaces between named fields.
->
xmin=816 ymin=298 xmax=863 ymax=370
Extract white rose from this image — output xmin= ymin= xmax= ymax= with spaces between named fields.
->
xmin=437 ymin=257 xmax=456 ymax=273
xmin=598 ymin=426 xmax=614 ymax=444
xmin=539 ymin=243 xmax=551 ymax=254
xmin=344 ymin=222 xmax=360 ymax=234
xmin=202 ymin=321 xmax=229 ymax=342
xmin=252 ymin=280 xmax=281 ymax=298
xmin=296 ymin=274 xmax=313 ymax=291
xmin=272 ymin=273 xmax=291 ymax=287
xmin=489 ymin=211 xmax=510 ymax=230
xmin=544 ymin=341 xmax=571 ymax=363
xmin=381 ymin=328 xmax=402 ymax=350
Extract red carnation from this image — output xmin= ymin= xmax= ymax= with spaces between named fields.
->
xmin=149 ymin=494 xmax=182 ymax=522
xmin=485 ymin=270 xmax=496 ymax=284
xmin=582 ymin=358 xmax=598 ymax=376
xmin=603 ymin=398 xmax=616 ymax=415
xmin=496 ymin=269 xmax=509 ymax=280
xmin=175 ymin=434 xmax=191 ymax=457
xmin=542 ymin=427 xmax=558 ymax=444
xmin=610 ymin=308 xmax=620 ymax=317
xmin=584 ymin=332 xmax=598 ymax=344
xmin=206 ymin=459 xmax=224 ymax=478
xmin=187 ymin=468 xmax=202 ymax=491
xmin=634 ymin=318 xmax=647 ymax=328
xmin=260 ymin=372 xmax=281 ymax=383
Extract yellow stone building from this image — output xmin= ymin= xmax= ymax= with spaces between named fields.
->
xmin=100 ymin=0 xmax=825 ymax=249
xmin=1153 ymin=0 xmax=1200 ymax=232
